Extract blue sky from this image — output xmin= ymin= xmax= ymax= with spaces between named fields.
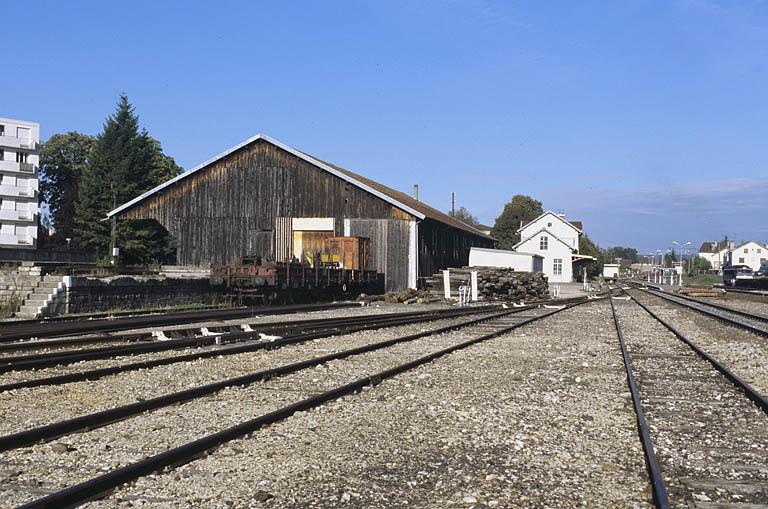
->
xmin=3 ymin=0 xmax=767 ymax=253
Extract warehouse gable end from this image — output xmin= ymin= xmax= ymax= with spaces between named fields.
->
xmin=107 ymin=134 xmax=493 ymax=290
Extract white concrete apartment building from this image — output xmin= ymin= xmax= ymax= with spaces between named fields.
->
xmin=0 ymin=118 xmax=39 ymax=248
xmin=512 ymin=211 xmax=594 ymax=283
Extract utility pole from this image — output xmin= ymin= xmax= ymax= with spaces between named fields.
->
xmin=451 ymin=192 xmax=455 ymax=216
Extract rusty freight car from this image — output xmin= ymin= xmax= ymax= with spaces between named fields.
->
xmin=107 ymin=134 xmax=493 ymax=292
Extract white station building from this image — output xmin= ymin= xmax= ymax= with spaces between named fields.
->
xmin=511 ymin=211 xmax=594 ymax=283
xmin=0 ymin=118 xmax=39 ymax=248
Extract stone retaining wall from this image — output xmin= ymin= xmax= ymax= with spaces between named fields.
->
xmin=51 ymin=276 xmax=220 ymax=315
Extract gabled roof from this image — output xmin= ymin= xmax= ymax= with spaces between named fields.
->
xmin=517 ymin=211 xmax=582 ymax=234
xmin=732 ymin=240 xmax=768 ymax=251
xmin=107 ymin=134 xmax=491 ymax=240
xmin=699 ymin=240 xmax=731 ymax=254
xmin=305 ymin=154 xmax=493 ymax=239
xmin=512 ymin=227 xmax=575 ymax=251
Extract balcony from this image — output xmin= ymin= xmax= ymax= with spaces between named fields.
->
xmin=0 ymin=160 xmax=38 ymax=174
xmin=0 ymin=209 xmax=36 ymax=222
xmin=0 ymin=233 xmax=35 ymax=248
xmin=0 ymin=135 xmax=37 ymax=151
xmin=0 ymin=185 xmax=37 ymax=199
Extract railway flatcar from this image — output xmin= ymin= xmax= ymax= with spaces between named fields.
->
xmin=210 ymin=236 xmax=384 ymax=304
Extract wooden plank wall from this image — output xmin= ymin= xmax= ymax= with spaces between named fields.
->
xmin=119 ymin=140 xmax=411 ymax=266
xmin=417 ymin=219 xmax=495 ymax=284
xmin=347 ymin=219 xmax=412 ymax=292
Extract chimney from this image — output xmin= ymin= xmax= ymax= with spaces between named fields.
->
xmin=413 ymin=184 xmax=419 ymax=201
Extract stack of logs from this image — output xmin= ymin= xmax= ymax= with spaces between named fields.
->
xmin=424 ymin=267 xmax=550 ymax=302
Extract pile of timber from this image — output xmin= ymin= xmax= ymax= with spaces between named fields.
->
xmin=677 ymin=287 xmax=725 ymax=298
xmin=424 ymin=267 xmax=550 ymax=302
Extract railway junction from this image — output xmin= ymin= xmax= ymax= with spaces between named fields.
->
xmin=0 ymin=285 xmax=766 ymax=508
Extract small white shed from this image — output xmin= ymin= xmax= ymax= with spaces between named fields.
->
xmin=603 ymin=263 xmax=619 ymax=280
xmin=468 ymin=247 xmax=544 ymax=272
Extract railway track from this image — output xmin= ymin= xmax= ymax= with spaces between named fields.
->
xmin=0 ymin=306 xmax=504 ymax=373
xmin=610 ymin=292 xmax=768 ymax=508
xmin=626 ymin=284 xmax=768 ymax=337
xmin=0 ymin=306 xmax=508 ymax=391
xmin=1 ymin=298 xmax=592 ymax=508
xmin=0 ymin=302 xmax=363 ymax=343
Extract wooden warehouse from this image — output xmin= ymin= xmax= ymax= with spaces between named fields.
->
xmin=108 ymin=134 xmax=494 ymax=291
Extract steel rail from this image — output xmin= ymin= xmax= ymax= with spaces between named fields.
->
xmin=633 ymin=287 xmax=768 ymax=337
xmin=0 ymin=306 xmax=515 ymax=392
xmin=0 ymin=302 xmax=363 ymax=342
xmin=0 ymin=306 xmax=500 ymax=354
xmin=17 ymin=301 xmax=586 ymax=509
xmin=0 ymin=306 xmax=500 ymax=367
xmin=0 ymin=306 xmax=505 ymax=373
xmin=0 ymin=308 xmax=527 ymax=451
xmin=628 ymin=294 xmax=768 ymax=414
xmin=645 ymin=286 xmax=768 ymax=323
xmin=608 ymin=293 xmax=671 ymax=509
xmin=4 ymin=304 xmax=237 ymax=328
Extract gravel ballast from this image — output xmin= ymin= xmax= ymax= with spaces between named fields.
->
xmin=67 ymin=301 xmax=654 ymax=508
xmin=632 ymin=291 xmax=768 ymax=396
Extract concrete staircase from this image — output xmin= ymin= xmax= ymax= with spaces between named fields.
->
xmin=0 ymin=263 xmax=42 ymax=315
xmin=16 ymin=274 xmax=67 ymax=318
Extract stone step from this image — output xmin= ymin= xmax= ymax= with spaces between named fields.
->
xmin=35 ymin=282 xmax=61 ymax=290
xmin=25 ymin=294 xmax=51 ymax=302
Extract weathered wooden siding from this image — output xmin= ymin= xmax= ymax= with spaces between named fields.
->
xmin=347 ymin=219 xmax=411 ymax=292
xmin=120 ymin=140 xmax=413 ymax=266
xmin=417 ymin=219 xmax=495 ymax=284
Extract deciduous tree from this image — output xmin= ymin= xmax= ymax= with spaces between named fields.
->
xmin=38 ymin=132 xmax=95 ymax=247
xmin=449 ymin=206 xmax=481 ymax=228
xmin=490 ymin=195 xmax=543 ymax=249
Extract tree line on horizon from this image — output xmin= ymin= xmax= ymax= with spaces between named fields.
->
xmin=39 ymin=94 xmax=181 ymax=264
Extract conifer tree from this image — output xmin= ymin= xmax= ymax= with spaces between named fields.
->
xmin=73 ymin=95 xmax=181 ymax=263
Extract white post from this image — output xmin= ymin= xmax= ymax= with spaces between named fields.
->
xmin=470 ymin=271 xmax=478 ymax=301
xmin=443 ymin=270 xmax=451 ymax=300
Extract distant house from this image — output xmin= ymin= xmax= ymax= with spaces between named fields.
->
xmin=730 ymin=241 xmax=768 ymax=272
xmin=698 ymin=240 xmax=734 ymax=270
xmin=511 ymin=211 xmax=593 ymax=283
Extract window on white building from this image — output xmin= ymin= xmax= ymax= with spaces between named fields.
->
xmin=0 ymin=149 xmax=4 ymax=161
xmin=540 ymin=236 xmax=548 ymax=250
xmin=0 ymin=125 xmax=4 ymax=136
xmin=15 ymin=152 xmax=28 ymax=164
xmin=739 ymin=257 xmax=745 ymax=263
xmin=744 ymin=248 xmax=749 ymax=254
xmin=553 ymin=258 xmax=563 ymax=275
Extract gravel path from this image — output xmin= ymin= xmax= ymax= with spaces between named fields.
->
xmin=614 ymin=297 xmax=768 ymax=507
xmin=74 ymin=301 xmax=652 ymax=508
xmin=632 ymin=291 xmax=768 ymax=397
